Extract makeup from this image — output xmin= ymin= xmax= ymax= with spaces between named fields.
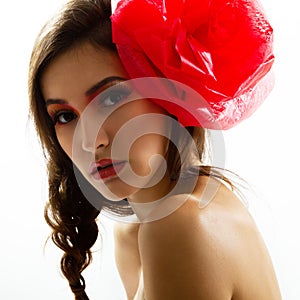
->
xmin=90 ymin=159 xmax=126 ymax=180
xmin=46 ymin=103 xmax=78 ymax=125
xmin=85 ymin=76 xmax=127 ymax=103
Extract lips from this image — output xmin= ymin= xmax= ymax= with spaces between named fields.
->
xmin=89 ymin=159 xmax=126 ymax=180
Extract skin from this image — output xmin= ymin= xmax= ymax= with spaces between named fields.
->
xmin=41 ymin=42 xmax=173 ymax=203
xmin=41 ymin=41 xmax=282 ymax=300
xmin=115 ymin=179 xmax=282 ymax=300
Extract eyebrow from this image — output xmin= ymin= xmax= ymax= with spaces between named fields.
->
xmin=85 ymin=76 xmax=127 ymax=98
xmin=45 ymin=76 xmax=127 ymax=107
xmin=45 ymin=99 xmax=67 ymax=107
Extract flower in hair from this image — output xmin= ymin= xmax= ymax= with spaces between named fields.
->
xmin=111 ymin=0 xmax=274 ymax=129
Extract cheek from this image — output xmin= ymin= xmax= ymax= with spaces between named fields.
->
xmin=129 ymin=134 xmax=169 ymax=175
xmin=55 ymin=126 xmax=75 ymax=159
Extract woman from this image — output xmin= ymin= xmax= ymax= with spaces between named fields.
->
xmin=28 ymin=0 xmax=281 ymax=299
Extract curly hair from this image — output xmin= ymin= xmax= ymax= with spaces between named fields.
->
xmin=28 ymin=1 xmax=132 ymax=298
xmin=28 ymin=0 xmax=234 ymax=298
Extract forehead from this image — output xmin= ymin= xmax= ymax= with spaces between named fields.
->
xmin=40 ymin=42 xmax=128 ymax=102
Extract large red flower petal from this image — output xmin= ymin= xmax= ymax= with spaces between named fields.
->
xmin=111 ymin=0 xmax=274 ymax=129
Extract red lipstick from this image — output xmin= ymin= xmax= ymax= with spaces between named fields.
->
xmin=90 ymin=159 xmax=126 ymax=180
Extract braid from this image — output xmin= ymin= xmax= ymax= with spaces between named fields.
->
xmin=28 ymin=1 xmax=240 ymax=298
xmin=45 ymin=157 xmax=100 ymax=299
xmin=28 ymin=1 xmax=134 ymax=298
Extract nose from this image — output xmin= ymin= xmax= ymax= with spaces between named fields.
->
xmin=81 ymin=122 xmax=109 ymax=153
xmin=95 ymin=127 xmax=110 ymax=149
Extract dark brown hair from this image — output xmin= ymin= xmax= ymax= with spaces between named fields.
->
xmin=28 ymin=0 xmax=233 ymax=299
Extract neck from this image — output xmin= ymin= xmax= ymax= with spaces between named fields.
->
xmin=128 ymin=170 xmax=176 ymax=204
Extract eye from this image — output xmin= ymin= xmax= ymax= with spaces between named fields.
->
xmin=53 ymin=111 xmax=77 ymax=125
xmin=99 ymin=86 xmax=132 ymax=107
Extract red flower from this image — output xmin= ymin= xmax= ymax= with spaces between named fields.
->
xmin=111 ymin=0 xmax=274 ymax=129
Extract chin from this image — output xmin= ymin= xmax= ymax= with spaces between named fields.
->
xmin=91 ymin=178 xmax=138 ymax=201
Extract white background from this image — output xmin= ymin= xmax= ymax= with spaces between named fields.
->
xmin=0 ymin=0 xmax=299 ymax=299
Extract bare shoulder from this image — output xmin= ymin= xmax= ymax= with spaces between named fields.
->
xmin=114 ymin=221 xmax=140 ymax=238
xmin=114 ymin=222 xmax=141 ymax=299
xmin=138 ymin=177 xmax=282 ymax=300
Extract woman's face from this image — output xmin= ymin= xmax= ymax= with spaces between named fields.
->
xmin=41 ymin=42 xmax=172 ymax=202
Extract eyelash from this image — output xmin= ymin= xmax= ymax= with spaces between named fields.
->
xmin=52 ymin=110 xmax=77 ymax=125
xmin=97 ymin=85 xmax=132 ymax=107
xmin=50 ymin=85 xmax=132 ymax=125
